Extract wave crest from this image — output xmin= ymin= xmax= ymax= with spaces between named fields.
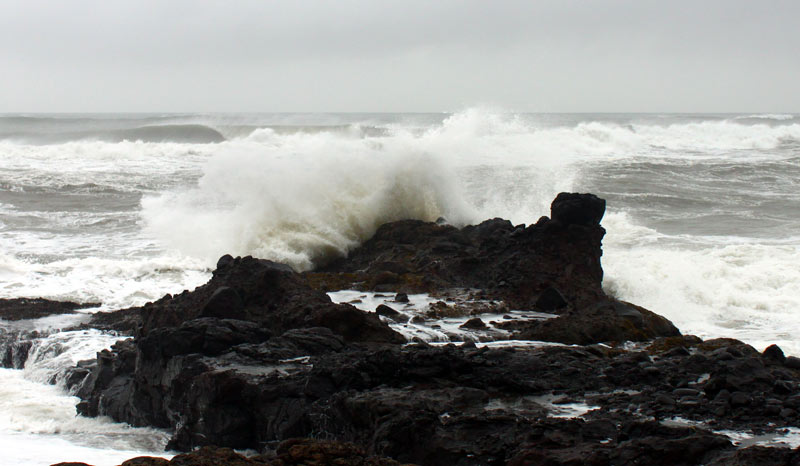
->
xmin=142 ymin=135 xmax=477 ymax=271
xmin=141 ymin=109 xmax=800 ymax=271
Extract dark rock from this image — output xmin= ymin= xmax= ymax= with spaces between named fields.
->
xmin=313 ymin=193 xmax=609 ymax=312
xmin=375 ymin=304 xmax=409 ymax=323
xmin=550 ymin=192 xmax=606 ymax=226
xmin=514 ymin=299 xmax=680 ymax=345
xmin=131 ymin=256 xmax=402 ymax=343
xmin=120 ymin=457 xmax=170 ymax=466
xmin=394 ymin=292 xmax=409 ymax=303
xmin=83 ymin=307 xmax=142 ymax=333
xmin=0 ymin=298 xmax=99 ymax=321
xmin=664 ymin=346 xmax=691 ymax=358
xmin=104 ymin=440 xmax=406 ymax=465
xmin=216 ymin=254 xmax=235 ymax=270
xmin=271 ymin=438 xmax=403 ymax=465
xmin=785 ymin=356 xmax=800 ymax=369
xmin=459 ymin=318 xmax=487 ymax=330
xmin=201 ymin=287 xmax=245 ymax=319
xmin=535 ymin=287 xmax=568 ymax=311
xmin=59 ymin=194 xmax=800 ymax=464
xmin=707 ymin=445 xmax=800 ymax=465
xmin=672 ymin=388 xmax=700 ymax=397
xmin=730 ymin=391 xmax=752 ymax=407
xmin=762 ymin=344 xmax=786 ymax=363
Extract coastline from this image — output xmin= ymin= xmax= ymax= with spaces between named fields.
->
xmin=2 ymin=193 xmax=799 ymax=465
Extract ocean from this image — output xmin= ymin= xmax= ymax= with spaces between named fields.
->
xmin=1 ymin=110 xmax=799 ymax=464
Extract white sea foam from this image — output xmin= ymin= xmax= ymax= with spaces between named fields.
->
xmin=0 ymin=252 xmax=210 ymax=310
xmin=0 ymin=368 xmax=171 ymax=466
xmin=0 ymin=327 xmax=172 ymax=465
xmin=139 ymin=112 xmax=800 ymax=273
xmin=0 ymin=140 xmax=213 ymax=193
xmin=603 ymin=211 xmax=800 ymax=355
xmin=140 ymin=109 xmax=612 ymax=270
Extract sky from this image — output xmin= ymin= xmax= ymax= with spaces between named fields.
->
xmin=1 ymin=0 xmax=798 ymax=113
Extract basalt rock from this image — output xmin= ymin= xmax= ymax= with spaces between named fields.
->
xmin=131 ymin=256 xmax=402 ymax=343
xmin=509 ymin=299 xmax=680 ymax=345
xmin=0 ymin=297 xmax=99 ymax=321
xmin=59 ymin=193 xmax=799 ymax=464
xmin=68 ymin=256 xmax=403 ymax=446
xmin=311 ymin=192 xmax=608 ymax=312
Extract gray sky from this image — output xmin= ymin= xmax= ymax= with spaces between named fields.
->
xmin=2 ymin=0 xmax=798 ymax=112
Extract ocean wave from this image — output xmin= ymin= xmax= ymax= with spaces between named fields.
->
xmin=138 ymin=108 xmax=800 ymax=272
xmin=140 ymin=109 xmax=588 ymax=270
xmin=141 ymin=138 xmax=478 ymax=271
xmin=0 ymin=253 xmax=210 ymax=309
xmin=0 ymin=139 xmax=213 ymax=194
xmin=103 ymin=124 xmax=226 ymax=143
xmin=734 ymin=113 xmax=795 ymax=121
xmin=0 ymin=123 xmax=226 ymax=144
xmin=603 ymin=211 xmax=800 ymax=355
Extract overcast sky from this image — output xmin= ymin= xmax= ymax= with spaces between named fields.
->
xmin=2 ymin=0 xmax=798 ymax=113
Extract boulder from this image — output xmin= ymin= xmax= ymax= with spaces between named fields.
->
xmin=550 ymin=192 xmax=606 ymax=226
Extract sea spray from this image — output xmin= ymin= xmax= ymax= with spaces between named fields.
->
xmin=142 ymin=133 xmax=475 ymax=270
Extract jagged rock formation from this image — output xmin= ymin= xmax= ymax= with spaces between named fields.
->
xmin=48 ymin=193 xmax=800 ymax=465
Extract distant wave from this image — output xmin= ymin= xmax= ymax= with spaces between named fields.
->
xmin=0 ymin=123 xmax=226 ymax=144
xmin=106 ymin=124 xmax=225 ymax=143
xmin=734 ymin=114 xmax=795 ymax=121
xmin=239 ymin=124 xmax=390 ymax=140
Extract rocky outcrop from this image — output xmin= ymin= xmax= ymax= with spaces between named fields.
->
xmin=130 ymin=256 xmax=402 ymax=343
xmin=52 ymin=193 xmax=800 ymax=465
xmin=309 ymin=193 xmax=607 ymax=313
xmin=66 ymin=256 xmax=403 ymax=446
xmin=67 ymin=336 xmax=800 ymax=464
xmin=500 ymin=299 xmax=680 ymax=345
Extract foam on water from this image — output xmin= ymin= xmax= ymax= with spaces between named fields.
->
xmin=0 ymin=368 xmax=171 ymax=466
xmin=0 ymin=252 xmax=210 ymax=309
xmin=328 ymin=290 xmax=557 ymax=343
xmin=602 ymin=211 xmax=800 ymax=355
xmin=0 ymin=324 xmax=172 ymax=465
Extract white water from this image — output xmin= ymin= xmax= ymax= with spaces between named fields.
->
xmin=0 ymin=328 xmax=172 ymax=465
xmin=0 ymin=368 xmax=171 ymax=466
xmin=328 ymin=290 xmax=556 ymax=343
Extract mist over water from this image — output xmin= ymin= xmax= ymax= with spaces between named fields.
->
xmin=1 ymin=110 xmax=800 ymax=353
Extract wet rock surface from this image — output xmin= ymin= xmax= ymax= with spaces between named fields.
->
xmin=17 ymin=193 xmax=800 ymax=465
xmin=310 ymin=193 xmax=608 ymax=312
xmin=0 ymin=297 xmax=99 ymax=321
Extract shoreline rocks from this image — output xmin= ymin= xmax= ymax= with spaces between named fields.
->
xmin=11 ymin=192 xmax=797 ymax=465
